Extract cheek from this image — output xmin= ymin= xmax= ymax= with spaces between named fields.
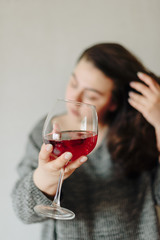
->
xmin=65 ymin=86 xmax=72 ymax=99
xmin=96 ymin=106 xmax=105 ymax=119
xmin=95 ymin=99 xmax=112 ymax=119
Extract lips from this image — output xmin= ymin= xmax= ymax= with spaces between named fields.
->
xmin=70 ymin=108 xmax=80 ymax=117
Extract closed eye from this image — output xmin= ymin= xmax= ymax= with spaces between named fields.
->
xmin=70 ymin=75 xmax=78 ymax=88
xmin=84 ymin=92 xmax=99 ymax=101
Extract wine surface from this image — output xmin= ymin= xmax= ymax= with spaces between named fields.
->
xmin=44 ymin=130 xmax=97 ymax=161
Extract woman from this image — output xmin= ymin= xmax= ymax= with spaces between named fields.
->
xmin=12 ymin=43 xmax=160 ymax=239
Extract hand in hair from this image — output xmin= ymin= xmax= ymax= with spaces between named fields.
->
xmin=128 ymin=72 xmax=160 ymax=155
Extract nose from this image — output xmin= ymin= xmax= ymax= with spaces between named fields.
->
xmin=71 ymin=90 xmax=83 ymax=103
xmin=74 ymin=93 xmax=83 ymax=102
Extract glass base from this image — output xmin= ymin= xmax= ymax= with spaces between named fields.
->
xmin=34 ymin=204 xmax=75 ymax=220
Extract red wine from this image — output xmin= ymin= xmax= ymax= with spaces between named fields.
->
xmin=44 ymin=130 xmax=97 ymax=162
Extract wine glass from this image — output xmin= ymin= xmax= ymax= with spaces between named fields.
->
xmin=34 ymin=99 xmax=98 ymax=220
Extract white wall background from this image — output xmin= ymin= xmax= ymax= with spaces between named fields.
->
xmin=1 ymin=0 xmax=160 ymax=239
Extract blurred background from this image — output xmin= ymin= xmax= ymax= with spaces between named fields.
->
xmin=0 ymin=0 xmax=160 ymax=239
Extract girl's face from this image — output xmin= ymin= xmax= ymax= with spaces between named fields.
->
xmin=65 ymin=58 xmax=117 ymax=124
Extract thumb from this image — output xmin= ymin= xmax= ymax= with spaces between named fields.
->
xmin=39 ymin=143 xmax=53 ymax=163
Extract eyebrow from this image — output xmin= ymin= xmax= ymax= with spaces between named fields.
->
xmin=72 ymin=73 xmax=104 ymax=95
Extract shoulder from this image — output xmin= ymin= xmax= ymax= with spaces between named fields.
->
xmin=31 ymin=116 xmax=46 ymax=134
xmin=29 ymin=116 xmax=46 ymax=149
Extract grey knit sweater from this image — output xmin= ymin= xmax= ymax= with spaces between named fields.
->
xmin=12 ymin=118 xmax=160 ymax=240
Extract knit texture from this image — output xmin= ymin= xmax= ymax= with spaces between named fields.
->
xmin=12 ymin=117 xmax=160 ymax=240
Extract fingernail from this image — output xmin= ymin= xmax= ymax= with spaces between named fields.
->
xmin=137 ymin=72 xmax=143 ymax=78
xmin=129 ymin=82 xmax=135 ymax=87
xmin=52 ymin=132 xmax=60 ymax=140
xmin=65 ymin=152 xmax=72 ymax=160
xmin=80 ymin=156 xmax=87 ymax=163
xmin=46 ymin=144 xmax=52 ymax=152
xmin=53 ymin=122 xmax=61 ymax=131
xmin=128 ymin=91 xmax=133 ymax=96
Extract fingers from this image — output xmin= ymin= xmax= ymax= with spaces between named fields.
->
xmin=53 ymin=122 xmax=61 ymax=132
xmin=52 ymin=122 xmax=61 ymax=140
xmin=47 ymin=152 xmax=73 ymax=170
xmin=128 ymin=91 xmax=146 ymax=106
xmin=65 ymin=156 xmax=88 ymax=174
xmin=128 ymin=72 xmax=160 ymax=111
xmin=129 ymin=81 xmax=155 ymax=100
xmin=128 ymin=96 xmax=145 ymax=114
xmin=128 ymin=90 xmax=158 ymax=115
xmin=48 ymin=154 xmax=87 ymax=175
xmin=137 ymin=72 xmax=160 ymax=94
xmin=39 ymin=143 xmax=88 ymax=178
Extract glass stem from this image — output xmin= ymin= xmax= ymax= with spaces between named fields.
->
xmin=52 ymin=168 xmax=64 ymax=207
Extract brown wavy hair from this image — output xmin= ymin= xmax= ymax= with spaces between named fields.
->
xmin=79 ymin=43 xmax=160 ymax=177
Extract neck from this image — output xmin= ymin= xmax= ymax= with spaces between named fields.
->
xmin=98 ymin=123 xmax=108 ymax=131
xmin=96 ymin=124 xmax=108 ymax=148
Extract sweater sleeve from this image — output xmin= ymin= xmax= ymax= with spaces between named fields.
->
xmin=152 ymin=164 xmax=160 ymax=206
xmin=11 ymin=117 xmax=52 ymax=224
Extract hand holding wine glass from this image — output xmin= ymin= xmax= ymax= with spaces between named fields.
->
xmin=34 ymin=99 xmax=98 ymax=220
xmin=33 ymin=142 xmax=88 ymax=198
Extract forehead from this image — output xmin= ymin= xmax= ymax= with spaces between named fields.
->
xmin=74 ymin=59 xmax=114 ymax=93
